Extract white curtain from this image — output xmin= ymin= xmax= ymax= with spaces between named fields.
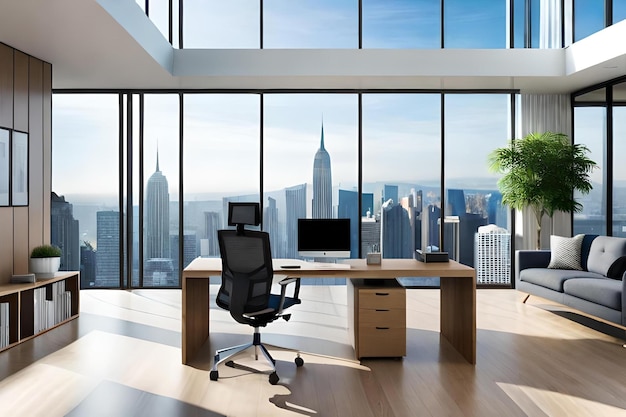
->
xmin=518 ymin=94 xmax=572 ymax=250
xmin=540 ymin=0 xmax=562 ymax=49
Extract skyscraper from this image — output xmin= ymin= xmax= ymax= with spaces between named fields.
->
xmin=312 ymin=123 xmax=332 ymax=219
xmin=285 ymin=183 xmax=306 ymax=258
xmin=96 ymin=210 xmax=120 ymax=287
xmin=50 ymin=192 xmax=80 ymax=271
xmin=145 ymin=151 xmax=170 ymax=259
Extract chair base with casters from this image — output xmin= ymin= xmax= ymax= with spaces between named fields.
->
xmin=209 ymin=326 xmax=304 ymax=385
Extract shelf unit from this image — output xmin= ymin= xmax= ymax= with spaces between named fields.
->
xmin=0 ymin=271 xmax=79 ymax=352
xmin=347 ymin=278 xmax=406 ymax=359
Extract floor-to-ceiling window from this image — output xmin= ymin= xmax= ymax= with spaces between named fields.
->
xmin=573 ymin=88 xmax=607 ymax=236
xmin=361 ymin=94 xmax=441 ymax=285
xmin=444 ymin=94 xmax=512 ymax=285
xmin=263 ymin=94 xmax=359 ymax=284
xmin=52 ymin=94 xmax=120 ymax=289
xmin=572 ymin=77 xmax=626 ymax=239
xmin=182 ymin=94 xmax=260 ymax=284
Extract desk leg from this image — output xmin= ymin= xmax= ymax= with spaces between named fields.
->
xmin=182 ymin=276 xmax=210 ymax=364
xmin=440 ymin=275 xmax=476 ymax=364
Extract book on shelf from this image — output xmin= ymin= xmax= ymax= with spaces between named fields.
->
xmin=0 ymin=302 xmax=9 ymax=348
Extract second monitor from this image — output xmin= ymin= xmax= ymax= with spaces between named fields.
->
xmin=297 ymin=218 xmax=351 ymax=259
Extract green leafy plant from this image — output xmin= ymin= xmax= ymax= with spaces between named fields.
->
xmin=488 ymin=132 xmax=597 ymax=249
xmin=30 ymin=244 xmax=62 ymax=258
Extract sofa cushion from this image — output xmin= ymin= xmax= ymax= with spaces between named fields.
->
xmin=548 ymin=234 xmax=584 ymax=270
xmin=563 ymin=278 xmax=622 ymax=310
xmin=607 ymin=256 xmax=626 ymax=280
xmin=519 ymin=268 xmax=603 ymax=292
xmin=581 ymin=234 xmax=598 ymax=271
xmin=587 ymin=236 xmax=626 ymax=276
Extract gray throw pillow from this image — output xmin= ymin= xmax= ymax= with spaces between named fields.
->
xmin=547 ymin=234 xmax=584 ymax=270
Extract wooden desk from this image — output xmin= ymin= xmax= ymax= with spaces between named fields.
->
xmin=182 ymin=257 xmax=476 ymax=365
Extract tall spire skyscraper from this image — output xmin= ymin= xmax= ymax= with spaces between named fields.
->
xmin=312 ymin=122 xmax=332 ymax=219
xmin=146 ymin=149 xmax=170 ymax=259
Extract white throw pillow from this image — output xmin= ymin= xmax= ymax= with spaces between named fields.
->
xmin=547 ymin=234 xmax=584 ymax=270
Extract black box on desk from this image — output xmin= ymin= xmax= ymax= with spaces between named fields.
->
xmin=415 ymin=250 xmax=449 ymax=263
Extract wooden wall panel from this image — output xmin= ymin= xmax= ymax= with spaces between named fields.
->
xmin=43 ymin=62 xmax=52 ymax=244
xmin=13 ymin=207 xmax=29 ymax=275
xmin=29 ymin=57 xmax=44 ymax=252
xmin=0 ymin=207 xmax=14 ymax=281
xmin=13 ymin=51 xmax=28 ymax=133
xmin=0 ymin=44 xmax=13 ymax=129
xmin=0 ymin=44 xmax=52 ymax=284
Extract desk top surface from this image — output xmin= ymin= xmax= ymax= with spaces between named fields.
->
xmin=182 ymin=257 xmax=475 ymax=279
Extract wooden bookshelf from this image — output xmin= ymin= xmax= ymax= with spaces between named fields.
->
xmin=0 ymin=271 xmax=79 ymax=352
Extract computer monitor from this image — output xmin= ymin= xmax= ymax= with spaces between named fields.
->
xmin=297 ymin=218 xmax=351 ymax=259
xmin=228 ymin=202 xmax=260 ymax=233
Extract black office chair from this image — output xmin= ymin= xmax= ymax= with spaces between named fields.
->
xmin=209 ymin=203 xmax=303 ymax=385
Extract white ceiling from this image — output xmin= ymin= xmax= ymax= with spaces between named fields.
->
xmin=0 ymin=0 xmax=625 ymax=93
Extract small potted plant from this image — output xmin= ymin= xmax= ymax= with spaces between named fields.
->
xmin=29 ymin=244 xmax=62 ymax=279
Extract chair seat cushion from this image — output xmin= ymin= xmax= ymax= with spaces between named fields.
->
xmin=563 ymin=278 xmax=622 ymax=310
xmin=268 ymin=294 xmax=301 ymax=311
xmin=520 ymin=268 xmax=604 ymax=292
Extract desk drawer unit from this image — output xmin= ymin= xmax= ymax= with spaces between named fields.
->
xmin=348 ymin=279 xmax=406 ymax=359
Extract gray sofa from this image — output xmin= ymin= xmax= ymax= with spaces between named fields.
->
xmin=516 ymin=234 xmax=626 ymax=326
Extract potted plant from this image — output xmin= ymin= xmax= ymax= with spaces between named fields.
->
xmin=29 ymin=244 xmax=62 ymax=279
xmin=488 ymin=132 xmax=597 ymax=250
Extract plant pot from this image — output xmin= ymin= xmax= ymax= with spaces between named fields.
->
xmin=29 ymin=257 xmax=61 ymax=279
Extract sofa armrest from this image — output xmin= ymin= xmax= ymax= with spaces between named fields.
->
xmin=515 ymin=250 xmax=551 ymax=289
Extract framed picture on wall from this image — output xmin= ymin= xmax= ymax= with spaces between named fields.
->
xmin=0 ymin=128 xmax=8 ymax=206
xmin=12 ymin=131 xmax=28 ymax=206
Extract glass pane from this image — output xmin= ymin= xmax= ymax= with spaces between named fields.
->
xmin=613 ymin=90 xmax=626 ymax=236
xmin=264 ymin=0 xmax=358 ymax=48
xmin=182 ymin=0 xmax=259 ymax=48
xmin=615 ymin=1 xmax=626 ymax=24
xmin=0 ymin=128 xmax=8 ymax=206
xmin=362 ymin=94 xmax=441 ymax=286
xmin=573 ymin=106 xmax=606 ymax=235
xmin=362 ymin=0 xmax=440 ymax=48
xmin=512 ymin=0 xmax=526 ymax=48
xmin=264 ymin=94 xmax=358 ymax=284
xmin=52 ymin=94 xmax=120 ymax=288
xmin=444 ymin=0 xmax=506 ymax=48
xmin=183 ymin=94 xmax=260 ymax=275
xmin=444 ymin=94 xmax=512 ymax=285
xmin=142 ymin=94 xmax=180 ymax=287
xmin=574 ymin=0 xmax=605 ymax=41
xmin=148 ymin=0 xmax=171 ymax=43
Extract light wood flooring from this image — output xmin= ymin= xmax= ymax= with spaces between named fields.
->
xmin=1 ymin=286 xmax=626 ymax=417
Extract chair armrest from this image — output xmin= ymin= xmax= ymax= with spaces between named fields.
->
xmin=515 ymin=250 xmax=551 ymax=288
xmin=276 ymin=277 xmax=301 ymax=314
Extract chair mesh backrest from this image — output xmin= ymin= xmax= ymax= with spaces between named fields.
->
xmin=216 ymin=229 xmax=274 ymax=315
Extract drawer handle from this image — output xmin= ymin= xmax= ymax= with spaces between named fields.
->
xmin=375 ymin=327 xmax=390 ymax=330
xmin=375 ymin=292 xmax=390 ymax=296
xmin=375 ymin=309 xmax=389 ymax=312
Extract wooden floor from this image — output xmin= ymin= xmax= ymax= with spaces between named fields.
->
xmin=1 ymin=286 xmax=626 ymax=417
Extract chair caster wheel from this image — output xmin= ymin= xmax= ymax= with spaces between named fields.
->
xmin=209 ymin=370 xmax=219 ymax=381
xmin=295 ymin=357 xmax=304 ymax=367
xmin=269 ymin=372 xmax=279 ymax=385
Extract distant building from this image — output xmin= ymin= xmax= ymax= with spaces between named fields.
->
xmin=285 ymin=183 xmax=306 ymax=258
xmin=51 ymin=192 xmax=80 ymax=271
xmin=203 ymin=211 xmax=220 ymax=256
xmin=96 ymin=210 xmax=120 ymax=287
xmin=312 ymin=123 xmax=332 ymax=219
xmin=80 ymin=242 xmax=96 ymax=288
xmin=145 ymin=151 xmax=170 ymax=259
